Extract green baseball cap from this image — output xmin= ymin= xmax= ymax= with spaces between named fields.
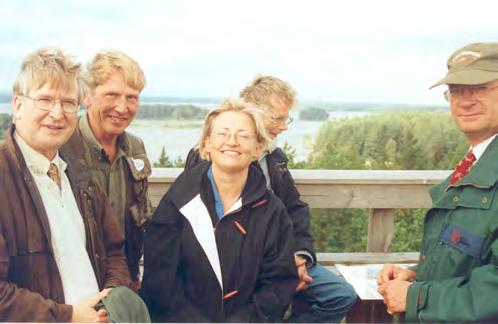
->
xmin=431 ymin=42 xmax=498 ymax=88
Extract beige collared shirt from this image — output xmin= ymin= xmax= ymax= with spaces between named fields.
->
xmin=14 ymin=131 xmax=99 ymax=304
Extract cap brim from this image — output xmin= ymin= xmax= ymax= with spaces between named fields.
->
xmin=430 ymin=69 xmax=498 ymax=89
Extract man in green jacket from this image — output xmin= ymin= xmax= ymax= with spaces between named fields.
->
xmin=377 ymin=42 xmax=498 ymax=322
xmin=61 ymin=50 xmax=152 ymax=287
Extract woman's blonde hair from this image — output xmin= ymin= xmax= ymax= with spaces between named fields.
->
xmin=85 ymin=50 xmax=145 ymax=92
xmin=199 ymin=98 xmax=273 ymax=161
xmin=13 ymin=47 xmax=87 ymax=101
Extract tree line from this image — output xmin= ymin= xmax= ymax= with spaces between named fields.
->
xmin=135 ymin=104 xmax=208 ymax=120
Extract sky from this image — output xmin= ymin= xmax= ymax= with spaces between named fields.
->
xmin=0 ymin=0 xmax=497 ymax=105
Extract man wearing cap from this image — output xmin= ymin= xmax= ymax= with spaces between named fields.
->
xmin=377 ymin=42 xmax=498 ymax=322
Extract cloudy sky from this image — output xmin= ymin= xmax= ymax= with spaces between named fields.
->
xmin=0 ymin=0 xmax=497 ymax=105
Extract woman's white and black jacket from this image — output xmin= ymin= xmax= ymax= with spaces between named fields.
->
xmin=186 ymin=147 xmax=316 ymax=264
xmin=141 ymin=161 xmax=298 ymax=322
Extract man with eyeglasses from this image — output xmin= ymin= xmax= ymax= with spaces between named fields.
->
xmin=185 ymin=75 xmax=357 ymax=323
xmin=0 ymin=47 xmax=134 ymax=322
xmin=61 ymin=50 xmax=151 ymax=290
xmin=377 ymin=42 xmax=498 ymax=322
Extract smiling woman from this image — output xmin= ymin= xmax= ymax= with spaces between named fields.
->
xmin=141 ymin=98 xmax=298 ymax=322
xmin=198 ymin=99 xmax=272 ymax=175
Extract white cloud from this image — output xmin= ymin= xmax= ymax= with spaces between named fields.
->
xmin=1 ymin=0 xmax=497 ymax=104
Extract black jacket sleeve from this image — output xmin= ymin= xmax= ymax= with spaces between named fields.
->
xmin=267 ymin=149 xmax=316 ymax=261
xmin=140 ymin=196 xmax=181 ymax=321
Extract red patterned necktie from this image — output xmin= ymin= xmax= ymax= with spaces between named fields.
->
xmin=450 ymin=150 xmax=476 ymax=186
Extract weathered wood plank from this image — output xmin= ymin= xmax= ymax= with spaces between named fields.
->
xmin=316 ymin=252 xmax=419 ymax=266
xmin=367 ymin=209 xmax=395 ymax=252
xmin=149 ymin=168 xmax=449 ymax=209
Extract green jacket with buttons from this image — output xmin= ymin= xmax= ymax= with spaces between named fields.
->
xmin=406 ymin=136 xmax=498 ymax=323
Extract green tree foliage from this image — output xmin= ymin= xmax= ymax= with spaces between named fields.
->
xmin=0 ymin=113 xmax=12 ymax=140
xmin=299 ymin=107 xmax=329 ymax=121
xmin=307 ymin=111 xmax=468 ymax=252
xmin=135 ymin=104 xmax=208 ymax=120
xmin=311 ymin=111 xmax=467 ymax=170
xmin=282 ymin=141 xmax=306 ymax=169
xmin=153 ymin=146 xmax=185 ymax=168
xmin=153 ymin=146 xmax=173 ymax=167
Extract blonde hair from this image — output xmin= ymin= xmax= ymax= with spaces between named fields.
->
xmin=13 ymin=47 xmax=86 ymax=100
xmin=239 ymin=75 xmax=296 ymax=110
xmin=86 ymin=50 xmax=145 ymax=92
xmin=199 ymin=98 xmax=273 ymax=161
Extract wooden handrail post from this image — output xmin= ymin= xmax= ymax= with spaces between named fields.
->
xmin=367 ymin=208 xmax=395 ymax=252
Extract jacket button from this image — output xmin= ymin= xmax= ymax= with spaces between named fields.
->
xmin=482 ymin=196 xmax=488 ymax=204
xmin=453 ymin=196 xmax=459 ymax=203
xmin=95 ymin=253 xmax=100 ymax=260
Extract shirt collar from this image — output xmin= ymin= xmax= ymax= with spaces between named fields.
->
xmin=13 ymin=131 xmax=67 ymax=175
xmin=472 ymin=134 xmax=497 ymax=161
xmin=80 ymin=112 xmax=105 ymax=155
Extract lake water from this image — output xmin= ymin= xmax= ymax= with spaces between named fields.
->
xmin=128 ymin=110 xmax=370 ymax=164
xmin=0 ymin=102 xmax=369 ymax=163
xmin=128 ymin=119 xmax=324 ymax=164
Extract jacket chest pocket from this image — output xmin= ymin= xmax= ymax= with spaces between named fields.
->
xmin=425 ymin=185 xmax=497 ymax=274
xmin=438 ymin=223 xmax=485 ymax=258
xmin=431 ymin=185 xmax=497 ymax=256
xmin=125 ymin=154 xmax=152 ymax=227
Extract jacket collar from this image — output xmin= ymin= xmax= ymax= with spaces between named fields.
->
xmin=451 ymin=136 xmax=498 ymax=188
xmin=430 ymin=136 xmax=498 ymax=202
xmin=13 ymin=131 xmax=67 ymax=176
xmin=3 ymin=125 xmax=54 ymax=246
xmin=5 ymin=123 xmax=92 ymax=195
xmin=168 ymin=161 xmax=268 ymax=211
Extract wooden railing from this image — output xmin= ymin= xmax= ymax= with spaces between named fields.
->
xmin=149 ymin=168 xmax=450 ymax=253
xmin=149 ymin=168 xmax=450 ymax=322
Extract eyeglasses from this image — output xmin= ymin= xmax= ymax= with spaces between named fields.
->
xmin=22 ymin=95 xmax=80 ymax=113
xmin=444 ymin=84 xmax=498 ymax=102
xmin=269 ymin=112 xmax=293 ymax=125
xmin=211 ymin=130 xmax=256 ymax=144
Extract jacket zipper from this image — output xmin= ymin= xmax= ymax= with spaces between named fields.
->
xmin=82 ymin=188 xmax=100 ymax=286
xmin=213 ymin=206 xmax=244 ymax=318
